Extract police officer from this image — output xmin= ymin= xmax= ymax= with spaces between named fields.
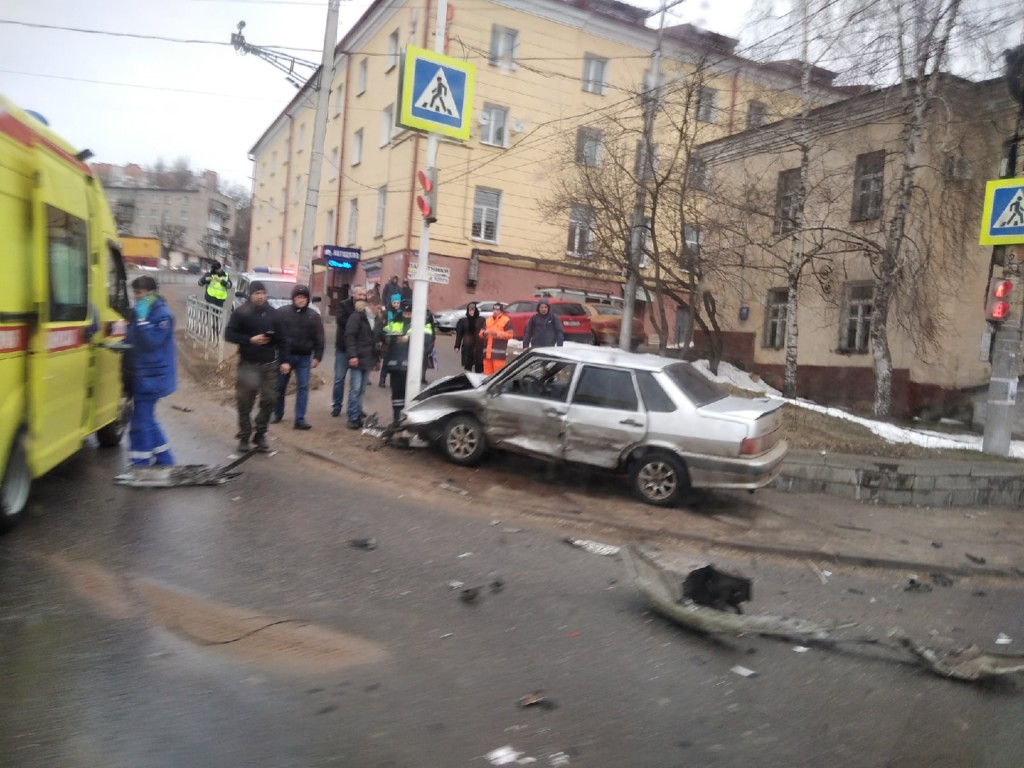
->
xmin=377 ymin=299 xmax=431 ymax=427
xmin=199 ymin=261 xmax=232 ymax=307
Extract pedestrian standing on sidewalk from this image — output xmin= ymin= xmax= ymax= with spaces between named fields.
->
xmin=454 ymin=302 xmax=485 ymax=373
xmin=273 ymin=284 xmax=324 ymax=430
xmin=198 ymin=261 xmax=232 ymax=307
xmin=377 ymin=299 xmax=416 ymax=427
xmin=480 ymin=301 xmax=513 ymax=375
xmin=342 ymin=291 xmax=375 ymax=429
xmin=522 ymin=298 xmax=564 ymax=349
xmin=331 ymin=287 xmax=362 ymax=417
xmin=225 ymin=281 xmax=289 ymax=453
xmin=378 ymin=293 xmax=403 ymax=388
xmin=125 ymin=275 xmax=176 ymax=467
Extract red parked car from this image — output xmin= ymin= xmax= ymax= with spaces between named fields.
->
xmin=503 ymin=298 xmax=596 ymax=345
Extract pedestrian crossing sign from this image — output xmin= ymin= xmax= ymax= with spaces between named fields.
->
xmin=980 ymin=178 xmax=1024 ymax=245
xmin=398 ymin=46 xmax=475 ymax=141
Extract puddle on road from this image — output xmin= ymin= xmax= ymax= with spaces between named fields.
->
xmin=42 ymin=555 xmax=385 ymax=673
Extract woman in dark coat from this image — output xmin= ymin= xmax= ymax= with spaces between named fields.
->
xmin=454 ymin=303 xmax=485 ymax=373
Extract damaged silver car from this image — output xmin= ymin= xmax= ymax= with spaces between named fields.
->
xmin=400 ymin=346 xmax=788 ymax=507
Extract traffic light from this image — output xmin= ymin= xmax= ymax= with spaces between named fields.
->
xmin=985 ymin=277 xmax=1015 ymax=322
xmin=416 ymin=167 xmax=438 ymax=224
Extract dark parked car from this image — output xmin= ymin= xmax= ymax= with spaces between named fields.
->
xmin=400 ymin=346 xmax=788 ymax=507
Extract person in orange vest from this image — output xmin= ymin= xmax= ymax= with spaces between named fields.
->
xmin=479 ymin=301 xmax=513 ymax=375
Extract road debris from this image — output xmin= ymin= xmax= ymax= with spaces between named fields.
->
xmin=964 ymin=553 xmax=987 ymax=565
xmin=929 ymin=573 xmax=954 ymax=588
xmin=563 ymin=537 xmax=620 ymax=556
xmin=490 ymin=578 xmax=505 ymax=593
xmin=447 ymin=580 xmax=465 ymax=590
xmin=904 ymin=577 xmax=933 ymax=593
xmin=996 ymin=633 xmax=1012 ymax=645
xmin=458 ymin=552 xmax=474 ymax=559
xmin=440 ymin=480 xmax=469 ymax=496
xmin=805 ymin=560 xmax=831 ymax=584
xmin=170 ymin=404 xmax=193 ymax=412
xmin=549 ymin=752 xmax=571 ymax=766
xmin=730 ymin=665 xmax=758 ymax=678
xmin=793 ymin=646 xmax=810 ymax=653
xmin=517 ymin=690 xmax=557 ymax=710
xmin=485 ymin=745 xmax=534 ymax=766
xmin=460 ymin=587 xmax=481 ymax=604
xmin=683 ymin=564 xmax=751 ymax=614
xmin=113 ymin=462 xmax=246 ymax=487
xmin=348 ymin=538 xmax=377 ymax=551
xmin=625 ymin=542 xmax=1024 ymax=684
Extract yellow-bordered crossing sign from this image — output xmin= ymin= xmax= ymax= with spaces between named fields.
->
xmin=398 ymin=46 xmax=475 ymax=141
xmin=979 ymin=178 xmax=1024 ymax=245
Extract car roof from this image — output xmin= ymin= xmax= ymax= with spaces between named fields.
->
xmin=508 ymin=297 xmax=582 ymax=306
xmin=240 ymin=272 xmax=296 ymax=283
xmin=527 ymin=344 xmax=675 ymax=371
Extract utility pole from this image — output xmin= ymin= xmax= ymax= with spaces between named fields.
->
xmin=619 ymin=0 xmax=683 ymax=349
xmin=297 ymin=0 xmax=341 ymax=288
xmin=981 ymin=45 xmax=1024 ymax=456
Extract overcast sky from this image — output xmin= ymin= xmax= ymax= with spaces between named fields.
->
xmin=0 ymin=0 xmax=753 ymax=189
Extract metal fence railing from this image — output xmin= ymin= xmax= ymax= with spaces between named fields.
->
xmin=185 ymin=295 xmax=231 ymax=363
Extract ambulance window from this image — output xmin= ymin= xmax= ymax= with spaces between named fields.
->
xmin=107 ymin=244 xmax=130 ymax=317
xmin=47 ymin=206 xmax=89 ymax=322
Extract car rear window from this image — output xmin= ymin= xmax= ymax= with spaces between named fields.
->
xmin=508 ymin=301 xmax=537 ymax=313
xmin=551 ymin=303 xmax=587 ymax=317
xmin=662 ymin=362 xmax=725 ymax=407
xmin=595 ymin=306 xmax=622 ymax=316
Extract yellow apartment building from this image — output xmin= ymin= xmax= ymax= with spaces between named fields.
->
xmin=247 ymin=0 xmax=849 ymax=317
xmin=695 ymin=75 xmax=1020 ymax=418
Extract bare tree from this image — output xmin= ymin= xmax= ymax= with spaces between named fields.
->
xmin=152 ymin=220 xmax=186 ymax=261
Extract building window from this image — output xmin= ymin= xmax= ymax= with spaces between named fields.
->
xmin=840 ymin=282 xmax=874 ymax=353
xmin=747 ymin=100 xmax=767 ymax=129
xmin=687 ymin=157 xmax=709 ymax=190
xmin=683 ymin=225 xmax=702 ymax=259
xmin=774 ymin=168 xmax=801 ymax=235
xmin=489 ymin=25 xmax=519 ymax=68
xmin=357 ymin=58 xmax=368 ymax=95
xmin=387 ymin=30 xmax=400 ymax=71
xmin=333 ymin=84 xmax=344 ymax=117
xmin=375 ymin=186 xmax=387 ymax=238
xmin=480 ymin=104 xmax=508 ymax=147
xmin=352 ymin=128 xmax=363 ymax=165
xmin=696 ymin=87 xmax=718 ymax=123
xmin=576 ymin=127 xmax=602 ymax=167
xmin=851 ymin=150 xmax=884 ymax=221
xmin=297 ymin=123 xmax=306 ymax=149
xmin=582 ymin=55 xmax=608 ymax=95
xmin=763 ymin=288 xmax=787 ymax=349
xmin=325 ymin=209 xmax=334 ymax=243
xmin=567 ymin=205 xmax=594 ymax=257
xmin=634 ymin=142 xmax=660 ymax=181
xmin=329 ymin=147 xmax=339 ymax=181
xmin=381 ymin=104 xmax=394 ymax=145
xmin=347 ymin=198 xmax=358 ymax=245
xmin=472 ymin=187 xmax=501 ymax=242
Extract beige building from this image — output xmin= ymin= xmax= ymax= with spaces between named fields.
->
xmin=695 ymin=75 xmax=1020 ymax=418
xmin=247 ymin=0 xmax=848 ymax=315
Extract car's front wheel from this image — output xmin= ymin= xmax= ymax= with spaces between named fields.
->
xmin=0 ymin=430 xmax=31 ymax=534
xmin=441 ymin=414 xmax=487 ymax=466
xmin=630 ymin=451 xmax=688 ymax=507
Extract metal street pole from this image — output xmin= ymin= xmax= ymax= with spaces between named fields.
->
xmin=297 ymin=0 xmax=340 ymax=288
xmin=620 ymin=0 xmax=682 ymax=349
xmin=404 ymin=0 xmax=448 ymax=401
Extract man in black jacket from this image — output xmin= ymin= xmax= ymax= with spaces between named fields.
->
xmin=342 ymin=291 xmax=375 ymax=429
xmin=331 ymin=286 xmax=363 ymax=417
xmin=224 ymin=281 xmax=289 ymax=453
xmin=273 ymin=284 xmax=324 ymax=429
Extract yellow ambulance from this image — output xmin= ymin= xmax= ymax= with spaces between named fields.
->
xmin=1 ymin=93 xmax=130 ymax=532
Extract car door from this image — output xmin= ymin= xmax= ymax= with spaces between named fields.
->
xmin=563 ymin=365 xmax=647 ymax=468
xmin=481 ymin=356 xmax=577 ymax=460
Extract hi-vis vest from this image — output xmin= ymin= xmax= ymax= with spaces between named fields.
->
xmin=206 ymin=275 xmax=229 ymax=302
xmin=480 ymin=314 xmax=512 ymax=360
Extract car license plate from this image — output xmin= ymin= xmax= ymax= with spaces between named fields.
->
xmin=563 ymin=321 xmax=580 ymax=327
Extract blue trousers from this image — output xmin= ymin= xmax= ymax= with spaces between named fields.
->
xmin=275 ymin=354 xmax=312 ymax=423
xmin=129 ymin=396 xmax=174 ymax=466
xmin=332 ymin=351 xmax=349 ymax=412
xmin=346 ymin=366 xmax=368 ymax=423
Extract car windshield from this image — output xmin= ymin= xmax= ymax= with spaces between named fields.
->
xmin=595 ymin=306 xmax=622 ymax=316
xmin=662 ymin=362 xmax=726 ymax=407
xmin=551 ymin=304 xmax=586 ymax=317
xmin=262 ymin=281 xmax=295 ymax=301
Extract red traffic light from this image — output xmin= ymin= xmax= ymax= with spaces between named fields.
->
xmin=416 ymin=168 xmax=437 ymax=223
xmin=986 ymin=278 xmax=1014 ymax=322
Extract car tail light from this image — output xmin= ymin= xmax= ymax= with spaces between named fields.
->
xmin=740 ymin=430 xmax=780 ymax=455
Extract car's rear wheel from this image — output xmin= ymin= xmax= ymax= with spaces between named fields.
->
xmin=1 ymin=430 xmax=31 ymax=534
xmin=630 ymin=451 xmax=688 ymax=507
xmin=441 ymin=414 xmax=487 ymax=466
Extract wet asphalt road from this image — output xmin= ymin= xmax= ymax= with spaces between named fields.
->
xmin=3 ymin=411 xmax=1024 ymax=768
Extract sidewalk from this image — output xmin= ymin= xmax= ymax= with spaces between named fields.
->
xmin=172 ymin=324 xmax=1024 ymax=582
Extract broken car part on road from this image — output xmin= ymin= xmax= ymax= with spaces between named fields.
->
xmin=112 ymin=449 xmax=257 ymax=487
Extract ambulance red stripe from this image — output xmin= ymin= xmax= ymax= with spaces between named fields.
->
xmin=0 ymin=325 xmax=29 ymax=354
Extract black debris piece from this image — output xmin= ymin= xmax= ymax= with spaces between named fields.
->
xmin=929 ymin=573 xmax=954 ymax=588
xmin=682 ymin=565 xmax=752 ymax=614
xmin=349 ymin=538 xmax=377 ymax=551
xmin=517 ymin=690 xmax=557 ymax=710
xmin=905 ymin=577 xmax=933 ymax=593
xmin=460 ymin=587 xmax=481 ymax=604
xmin=965 ymin=553 xmax=987 ymax=565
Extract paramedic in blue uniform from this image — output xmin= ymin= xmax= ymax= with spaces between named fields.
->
xmin=125 ymin=275 xmax=176 ymax=467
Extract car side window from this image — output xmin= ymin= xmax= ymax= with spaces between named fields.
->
xmin=636 ymin=371 xmax=677 ymax=412
xmin=572 ymin=366 xmax=639 ymax=410
xmin=502 ymin=358 xmax=576 ymax=401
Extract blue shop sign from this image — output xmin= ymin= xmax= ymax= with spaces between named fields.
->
xmin=323 ymin=245 xmax=361 ymax=270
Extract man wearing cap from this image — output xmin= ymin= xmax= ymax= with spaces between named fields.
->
xmin=198 ymin=261 xmax=232 ymax=307
xmin=480 ymin=301 xmax=513 ymax=375
xmin=225 ymin=281 xmax=289 ymax=453
xmin=273 ymin=284 xmax=324 ymax=430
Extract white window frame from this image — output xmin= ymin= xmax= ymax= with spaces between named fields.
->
xmin=352 ymin=128 xmax=363 ymax=166
xmin=375 ymin=186 xmax=387 ymax=238
xmin=333 ymin=84 xmax=344 ymax=117
xmin=480 ymin=104 xmax=508 ymax=147
xmin=763 ymin=288 xmax=787 ymax=349
xmin=472 ymin=187 xmax=501 ymax=243
xmin=347 ymin=198 xmax=358 ymax=245
xmin=325 ymin=209 xmax=335 ymax=243
xmin=329 ymin=147 xmax=339 ymax=181
xmin=357 ymin=58 xmax=368 ymax=95
xmin=840 ymin=282 xmax=874 ymax=353
xmin=297 ymin=123 xmax=306 ymax=150
xmin=387 ymin=30 xmax=400 ymax=71
xmin=576 ymin=127 xmax=602 ymax=167
xmin=582 ymin=55 xmax=608 ymax=95
xmin=567 ymin=204 xmax=594 ymax=257
xmin=696 ymin=87 xmax=718 ymax=123
xmin=489 ymin=25 xmax=519 ymax=69
xmin=683 ymin=225 xmax=702 ymax=259
xmin=381 ymin=104 xmax=394 ymax=146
